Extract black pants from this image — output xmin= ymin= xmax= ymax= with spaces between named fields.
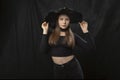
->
xmin=53 ymin=57 xmax=84 ymax=79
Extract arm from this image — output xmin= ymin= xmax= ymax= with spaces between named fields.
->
xmin=74 ymin=32 xmax=96 ymax=51
xmin=40 ymin=22 xmax=50 ymax=54
xmin=75 ymin=21 xmax=96 ymax=51
xmin=40 ymin=34 xmax=50 ymax=54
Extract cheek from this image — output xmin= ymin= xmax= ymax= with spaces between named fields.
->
xmin=58 ymin=20 xmax=62 ymax=25
xmin=66 ymin=21 xmax=70 ymax=25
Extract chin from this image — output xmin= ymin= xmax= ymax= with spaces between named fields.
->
xmin=61 ymin=27 xmax=67 ymax=29
xmin=62 ymin=27 xmax=66 ymax=29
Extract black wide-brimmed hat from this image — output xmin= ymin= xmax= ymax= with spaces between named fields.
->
xmin=43 ymin=7 xmax=83 ymax=29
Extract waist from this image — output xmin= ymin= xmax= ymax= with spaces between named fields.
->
xmin=52 ymin=55 xmax=75 ymax=65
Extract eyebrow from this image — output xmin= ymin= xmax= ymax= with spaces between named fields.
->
xmin=59 ymin=17 xmax=69 ymax=19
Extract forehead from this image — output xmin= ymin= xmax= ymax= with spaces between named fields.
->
xmin=58 ymin=14 xmax=70 ymax=19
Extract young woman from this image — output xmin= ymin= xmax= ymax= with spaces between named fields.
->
xmin=40 ymin=8 xmax=95 ymax=79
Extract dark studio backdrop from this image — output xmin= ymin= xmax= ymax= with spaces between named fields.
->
xmin=0 ymin=0 xmax=120 ymax=79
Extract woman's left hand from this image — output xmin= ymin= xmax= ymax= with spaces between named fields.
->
xmin=79 ymin=21 xmax=89 ymax=33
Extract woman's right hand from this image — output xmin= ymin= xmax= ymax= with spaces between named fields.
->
xmin=41 ymin=22 xmax=49 ymax=34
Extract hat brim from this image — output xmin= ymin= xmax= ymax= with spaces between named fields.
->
xmin=43 ymin=8 xmax=83 ymax=29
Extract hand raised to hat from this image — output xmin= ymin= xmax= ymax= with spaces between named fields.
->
xmin=41 ymin=22 xmax=49 ymax=34
xmin=79 ymin=21 xmax=89 ymax=33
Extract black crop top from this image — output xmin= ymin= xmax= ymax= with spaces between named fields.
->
xmin=40 ymin=32 xmax=95 ymax=57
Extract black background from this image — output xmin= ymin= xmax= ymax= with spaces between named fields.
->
xmin=0 ymin=0 xmax=120 ymax=79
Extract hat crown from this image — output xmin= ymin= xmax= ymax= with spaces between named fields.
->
xmin=57 ymin=7 xmax=72 ymax=14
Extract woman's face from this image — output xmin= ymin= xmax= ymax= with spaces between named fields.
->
xmin=58 ymin=14 xmax=70 ymax=29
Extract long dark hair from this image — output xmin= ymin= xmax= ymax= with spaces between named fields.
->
xmin=48 ymin=23 xmax=75 ymax=48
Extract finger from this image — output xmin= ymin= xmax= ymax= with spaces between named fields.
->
xmin=79 ymin=23 xmax=82 ymax=26
xmin=82 ymin=22 xmax=88 ymax=26
xmin=44 ymin=22 xmax=48 ymax=25
xmin=42 ymin=22 xmax=46 ymax=25
xmin=46 ymin=24 xmax=48 ymax=27
xmin=42 ymin=21 xmax=46 ymax=24
xmin=82 ymin=20 xmax=86 ymax=23
xmin=43 ymin=23 xmax=47 ymax=26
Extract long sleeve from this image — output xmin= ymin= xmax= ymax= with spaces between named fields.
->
xmin=74 ymin=32 xmax=96 ymax=52
xmin=40 ymin=34 xmax=50 ymax=54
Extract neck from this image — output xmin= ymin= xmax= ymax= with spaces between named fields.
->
xmin=60 ymin=27 xmax=69 ymax=32
xmin=60 ymin=32 xmax=66 ymax=36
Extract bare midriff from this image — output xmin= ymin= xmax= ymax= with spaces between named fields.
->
xmin=52 ymin=55 xmax=74 ymax=65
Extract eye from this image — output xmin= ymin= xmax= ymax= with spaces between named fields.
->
xmin=65 ymin=18 xmax=70 ymax=21
xmin=59 ymin=18 xmax=63 ymax=20
xmin=66 ymin=18 xmax=69 ymax=21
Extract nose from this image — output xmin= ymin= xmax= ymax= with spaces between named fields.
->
xmin=63 ymin=20 xmax=66 ymax=24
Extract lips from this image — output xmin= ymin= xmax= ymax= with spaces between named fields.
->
xmin=62 ymin=25 xmax=66 ymax=27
